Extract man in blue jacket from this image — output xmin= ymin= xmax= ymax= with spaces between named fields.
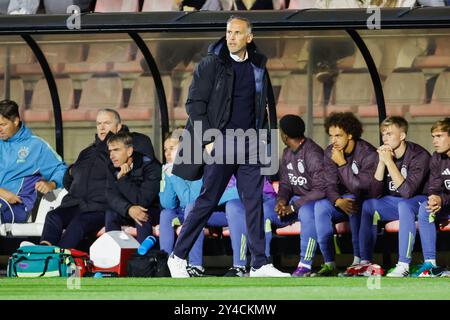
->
xmin=0 ymin=99 xmax=67 ymax=224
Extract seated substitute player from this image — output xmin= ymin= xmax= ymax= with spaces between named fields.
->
xmin=0 ymin=99 xmax=67 ymax=224
xmin=358 ymin=116 xmax=430 ymax=277
xmin=159 ymin=134 xmax=247 ymax=277
xmin=105 ymin=132 xmax=161 ymax=243
xmin=269 ymin=115 xmax=325 ymax=277
xmin=413 ymin=118 xmax=450 ymax=277
xmin=314 ymin=112 xmax=378 ymax=276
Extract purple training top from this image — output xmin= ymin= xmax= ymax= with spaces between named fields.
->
xmin=277 ymin=138 xmax=326 ymax=211
xmin=372 ymin=141 xmax=430 ymax=198
xmin=324 ymin=139 xmax=379 ymax=204
xmin=427 ymin=151 xmax=450 ymax=206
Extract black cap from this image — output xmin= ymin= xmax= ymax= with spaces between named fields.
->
xmin=279 ymin=114 xmax=305 ymax=139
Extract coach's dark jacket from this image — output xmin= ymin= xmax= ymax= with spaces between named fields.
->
xmin=61 ymin=126 xmax=156 ymax=213
xmin=172 ymin=36 xmax=277 ymax=181
xmin=60 ymin=133 xmax=109 ymax=213
xmin=106 ymin=152 xmax=161 ymax=218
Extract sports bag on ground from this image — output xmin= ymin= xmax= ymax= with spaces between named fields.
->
xmin=69 ymin=248 xmax=93 ymax=277
xmin=126 ymin=250 xmax=170 ymax=277
xmin=7 ymin=245 xmax=91 ymax=278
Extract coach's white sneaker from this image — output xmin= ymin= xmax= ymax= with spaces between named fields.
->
xmin=386 ymin=263 xmax=409 ymax=278
xmin=167 ymin=253 xmax=190 ymax=278
xmin=250 ymin=264 xmax=291 ymax=277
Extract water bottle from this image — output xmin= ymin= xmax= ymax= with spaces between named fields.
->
xmin=137 ymin=235 xmax=157 ymax=255
xmin=94 ymin=272 xmax=118 ymax=278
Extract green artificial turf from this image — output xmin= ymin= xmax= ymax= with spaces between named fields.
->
xmin=0 ymin=277 xmax=448 ymax=300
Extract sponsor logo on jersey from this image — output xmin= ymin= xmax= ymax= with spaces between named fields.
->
xmin=287 ymin=163 xmax=293 ymax=170
xmin=445 ymin=180 xmax=450 ymax=190
xmin=442 ymin=168 xmax=450 ymax=176
xmin=389 ymin=181 xmax=399 ymax=192
xmin=288 ymin=173 xmax=308 ymax=186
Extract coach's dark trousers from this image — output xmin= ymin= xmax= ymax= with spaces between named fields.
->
xmin=40 ymin=206 xmax=105 ymax=249
xmin=105 ymin=209 xmax=153 ymax=244
xmin=173 ymin=135 xmax=267 ymax=269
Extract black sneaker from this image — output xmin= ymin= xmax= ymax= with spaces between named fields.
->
xmin=429 ymin=266 xmax=447 ymax=277
xmin=223 ymin=266 xmax=247 ymax=277
xmin=186 ymin=265 xmax=205 ymax=277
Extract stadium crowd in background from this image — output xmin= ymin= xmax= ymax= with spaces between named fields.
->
xmin=1 ymin=0 xmax=449 ymax=16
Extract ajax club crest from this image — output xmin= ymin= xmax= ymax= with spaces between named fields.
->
xmin=17 ymin=146 xmax=30 ymax=163
xmin=351 ymin=161 xmax=359 ymax=175
xmin=297 ymin=160 xmax=305 ymax=174
xmin=401 ymin=166 xmax=408 ymax=178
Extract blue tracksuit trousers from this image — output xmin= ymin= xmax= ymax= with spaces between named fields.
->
xmin=359 ymin=195 xmax=427 ymax=263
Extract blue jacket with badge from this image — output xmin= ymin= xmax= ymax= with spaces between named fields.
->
xmin=0 ymin=124 xmax=67 ymax=208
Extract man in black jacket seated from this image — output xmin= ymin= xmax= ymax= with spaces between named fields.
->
xmin=40 ymin=109 xmax=156 ymax=249
xmin=105 ymin=132 xmax=161 ymax=243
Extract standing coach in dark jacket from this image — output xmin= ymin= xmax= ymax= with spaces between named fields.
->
xmin=105 ymin=132 xmax=161 ymax=243
xmin=169 ymin=16 xmax=288 ymax=278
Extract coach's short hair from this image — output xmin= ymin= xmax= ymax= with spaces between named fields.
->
xmin=0 ymin=99 xmax=20 ymax=121
xmin=98 ymin=108 xmax=121 ymax=125
xmin=324 ymin=112 xmax=363 ymax=140
xmin=380 ymin=116 xmax=408 ymax=134
xmin=227 ymin=15 xmax=253 ymax=34
xmin=107 ymin=132 xmax=133 ymax=148
xmin=431 ymin=118 xmax=450 ymax=135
